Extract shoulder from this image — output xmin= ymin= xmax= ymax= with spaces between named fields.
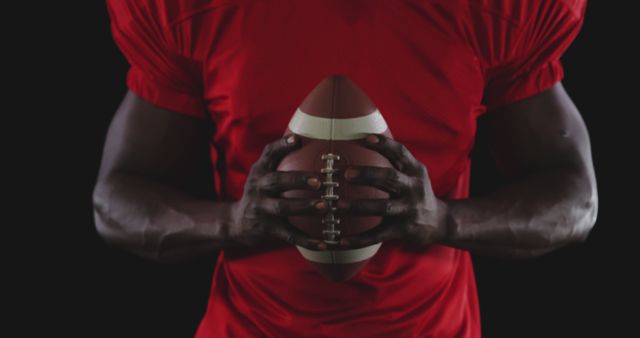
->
xmin=105 ymin=0 xmax=230 ymax=30
xmin=438 ymin=0 xmax=587 ymax=68
xmin=463 ymin=0 xmax=586 ymax=25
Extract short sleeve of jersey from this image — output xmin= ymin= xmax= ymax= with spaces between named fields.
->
xmin=480 ymin=0 xmax=587 ymax=113
xmin=106 ymin=0 xmax=207 ymax=119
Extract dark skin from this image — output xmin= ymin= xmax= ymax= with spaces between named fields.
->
xmin=336 ymin=82 xmax=598 ymax=257
xmin=93 ymin=82 xmax=597 ymax=262
xmin=93 ymin=90 xmax=330 ymax=262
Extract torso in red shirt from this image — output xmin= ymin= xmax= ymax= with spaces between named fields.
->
xmin=106 ymin=0 xmax=586 ymax=336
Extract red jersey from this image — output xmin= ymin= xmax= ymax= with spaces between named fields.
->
xmin=106 ymin=0 xmax=586 ymax=336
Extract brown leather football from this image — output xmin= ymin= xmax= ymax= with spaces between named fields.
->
xmin=276 ymin=74 xmax=394 ymax=282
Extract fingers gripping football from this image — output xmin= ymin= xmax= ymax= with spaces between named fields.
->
xmin=231 ymin=135 xmax=330 ymax=250
xmin=336 ymin=134 xmax=447 ymax=250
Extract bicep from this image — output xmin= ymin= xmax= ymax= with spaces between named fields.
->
xmin=483 ymin=82 xmax=595 ymax=182
xmin=96 ymin=90 xmax=215 ymax=198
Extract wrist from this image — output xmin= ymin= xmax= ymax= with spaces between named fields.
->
xmin=195 ymin=200 xmax=241 ymax=251
xmin=220 ymin=201 xmax=242 ymax=244
xmin=438 ymin=198 xmax=457 ymax=245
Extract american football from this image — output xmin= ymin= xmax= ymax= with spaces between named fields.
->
xmin=277 ymin=74 xmax=395 ymax=282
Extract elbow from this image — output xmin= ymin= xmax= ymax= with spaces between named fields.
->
xmin=528 ymin=187 xmax=598 ymax=257
xmin=92 ymin=182 xmax=117 ymax=246
xmin=573 ymin=192 xmax=599 ymax=244
xmin=555 ymin=186 xmax=599 ymax=248
xmin=571 ymin=172 xmax=599 ymax=244
xmin=560 ymin=167 xmax=599 ymax=245
xmin=92 ymin=180 xmax=130 ymax=252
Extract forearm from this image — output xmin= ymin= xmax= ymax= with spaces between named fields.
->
xmin=92 ymin=172 xmax=237 ymax=263
xmin=443 ymin=167 xmax=598 ymax=259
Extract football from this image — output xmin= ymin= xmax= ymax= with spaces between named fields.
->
xmin=277 ymin=74 xmax=394 ymax=282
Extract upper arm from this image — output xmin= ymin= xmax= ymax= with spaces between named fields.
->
xmin=95 ymin=90 xmax=215 ymax=198
xmin=475 ymin=0 xmax=592 ymax=179
xmin=99 ymin=0 xmax=215 ymax=197
xmin=483 ymin=82 xmax=595 ymax=187
xmin=105 ymin=0 xmax=208 ymax=119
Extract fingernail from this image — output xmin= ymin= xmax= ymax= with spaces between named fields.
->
xmin=307 ymin=177 xmax=321 ymax=189
xmin=286 ymin=135 xmax=296 ymax=144
xmin=366 ymin=134 xmax=379 ymax=144
xmin=315 ymin=200 xmax=328 ymax=210
xmin=344 ymin=168 xmax=359 ymax=180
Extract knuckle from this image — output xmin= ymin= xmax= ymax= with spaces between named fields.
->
xmin=252 ymin=201 xmax=265 ymax=217
xmin=259 ymin=173 xmax=278 ymax=193
xmin=254 ymin=177 xmax=266 ymax=194
xmin=387 ymin=140 xmax=401 ymax=155
xmin=407 ymin=162 xmax=421 ymax=177
xmin=418 ymin=163 xmax=427 ymax=175
xmin=386 ymin=167 xmax=399 ymax=182
xmin=386 ymin=201 xmax=403 ymax=215
xmin=265 ymin=158 xmax=276 ymax=171
xmin=398 ymin=143 xmax=408 ymax=155
xmin=272 ymin=199 xmax=284 ymax=215
xmin=400 ymin=175 xmax=414 ymax=194
xmin=407 ymin=201 xmax=418 ymax=216
xmin=246 ymin=184 xmax=259 ymax=195
xmin=249 ymin=161 xmax=259 ymax=172
xmin=264 ymin=142 xmax=276 ymax=156
xmin=414 ymin=179 xmax=426 ymax=197
xmin=385 ymin=201 xmax=394 ymax=215
xmin=249 ymin=161 xmax=264 ymax=176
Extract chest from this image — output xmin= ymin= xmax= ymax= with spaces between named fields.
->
xmin=196 ymin=0 xmax=485 ymax=168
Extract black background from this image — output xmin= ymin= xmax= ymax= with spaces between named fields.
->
xmin=41 ymin=1 xmax=636 ymax=337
